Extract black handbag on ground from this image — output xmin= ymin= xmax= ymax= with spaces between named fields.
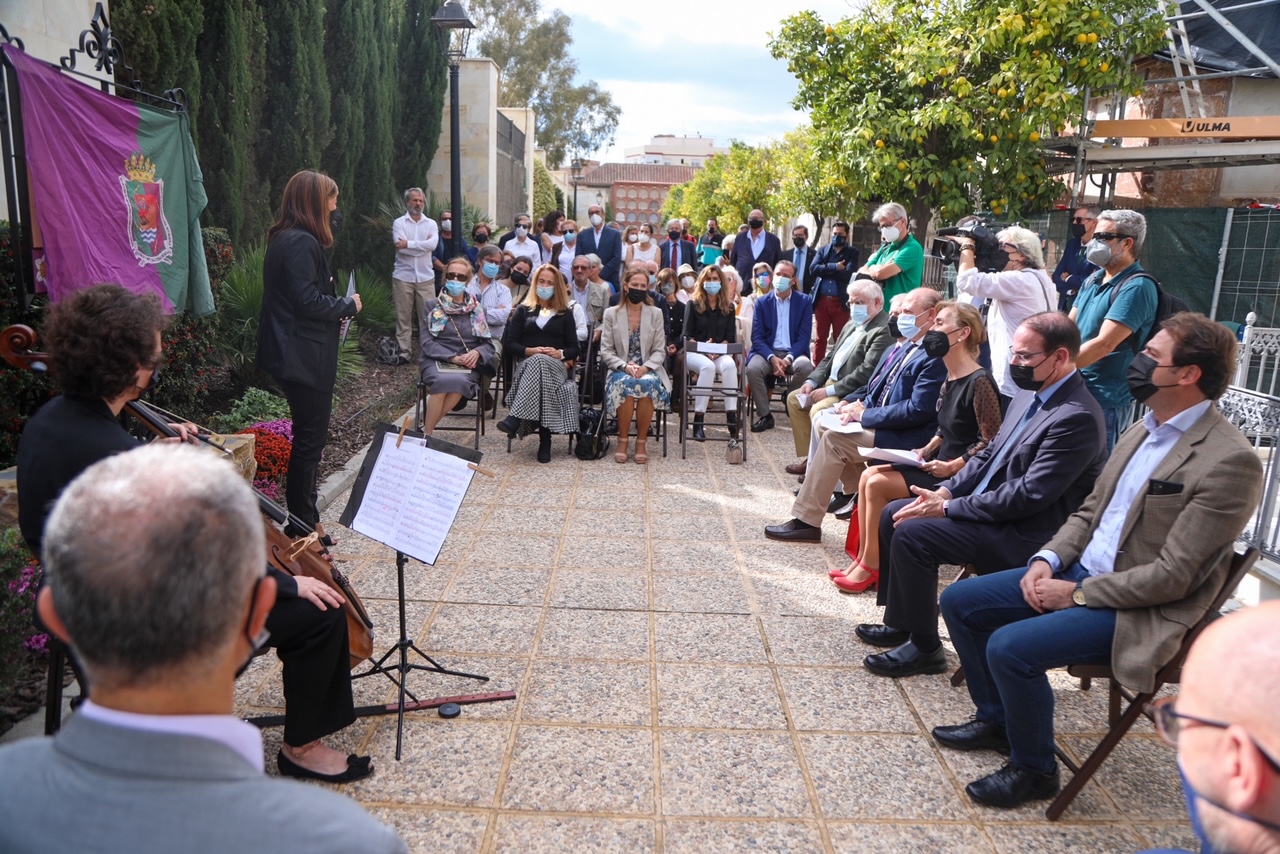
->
xmin=575 ymin=405 xmax=610 ymax=460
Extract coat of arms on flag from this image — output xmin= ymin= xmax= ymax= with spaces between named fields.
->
xmin=120 ymin=152 xmax=174 ymax=266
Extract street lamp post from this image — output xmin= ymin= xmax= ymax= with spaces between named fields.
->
xmin=432 ymin=0 xmax=475 ymax=260
xmin=570 ymin=158 xmax=582 ymax=220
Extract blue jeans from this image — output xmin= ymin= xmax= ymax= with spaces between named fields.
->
xmin=939 ymin=564 xmax=1116 ymax=775
xmin=1102 ymin=404 xmax=1135 ymax=453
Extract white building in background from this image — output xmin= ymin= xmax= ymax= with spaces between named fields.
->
xmin=623 ymin=134 xmax=725 ymax=168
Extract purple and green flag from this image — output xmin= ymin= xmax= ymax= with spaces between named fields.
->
xmin=4 ymin=44 xmax=212 ymax=316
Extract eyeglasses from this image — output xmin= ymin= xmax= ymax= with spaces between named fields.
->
xmin=1148 ymin=697 xmax=1280 ymax=774
xmin=571 ymin=265 xmax=589 ymax=271
xmin=1093 ymin=232 xmax=1132 ymax=242
xmin=1008 ymin=347 xmax=1047 ymax=364
xmin=1000 ymin=242 xmax=1019 ymax=252
xmin=1072 ymin=216 xmax=1096 ymax=224
xmin=443 ymin=272 xmax=469 ymax=283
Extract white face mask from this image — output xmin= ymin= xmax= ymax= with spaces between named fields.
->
xmin=681 ymin=275 xmax=695 ymax=289
xmin=880 ymin=225 xmax=901 ymax=243
xmin=590 ymin=214 xmax=603 ymax=227
xmin=639 ymin=232 xmax=651 ymax=243
xmin=515 ymin=225 xmax=528 ymax=238
xmin=628 ymin=233 xmax=639 ymax=243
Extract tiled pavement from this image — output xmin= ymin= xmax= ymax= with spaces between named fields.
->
xmin=234 ymin=407 xmax=1198 ymax=853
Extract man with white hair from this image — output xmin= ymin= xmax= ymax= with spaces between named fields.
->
xmin=857 ymin=202 xmax=924 ymax=304
xmin=1068 ymin=208 xmax=1159 ymax=451
xmin=954 ymin=225 xmax=1057 ymax=402
xmin=390 ymin=187 xmax=438 ymax=364
xmin=0 ymin=445 xmax=406 ymax=853
xmin=1143 ymin=601 xmax=1280 ymax=854
xmin=660 ymin=219 xmax=697 ymax=272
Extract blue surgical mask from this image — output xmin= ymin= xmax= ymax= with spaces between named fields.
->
xmin=775 ymin=277 xmax=792 ymax=293
xmin=563 ymin=230 xmax=576 ymax=243
xmin=482 ymin=261 xmax=501 ymax=280
xmin=536 ymin=285 xmax=555 ymax=301
xmin=648 ymin=274 xmax=657 ymax=286
xmin=851 ymin=303 xmax=869 ymax=325
xmin=897 ymin=312 xmax=921 ymax=340
xmin=444 ymin=281 xmax=467 ymax=297
xmin=704 ymin=282 xmax=722 ymax=295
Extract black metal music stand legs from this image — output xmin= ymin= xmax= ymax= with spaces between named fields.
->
xmin=351 ymin=551 xmax=488 ymax=759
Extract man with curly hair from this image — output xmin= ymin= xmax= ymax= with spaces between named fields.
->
xmin=16 ymin=285 xmax=372 ymax=784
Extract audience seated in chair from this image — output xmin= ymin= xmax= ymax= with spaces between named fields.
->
xmin=0 ymin=445 xmax=406 ymax=854
xmin=764 ymin=287 xmax=947 ymax=543
xmin=931 ymin=313 xmax=1262 ymax=810
xmin=496 ymin=263 xmax=580 ymax=463
xmin=418 ymin=257 xmax=496 ymax=435
xmin=836 ymin=301 xmax=1004 ymax=593
xmin=683 ymin=265 xmax=741 ymax=442
xmin=601 ymin=266 xmax=672 ymax=465
xmin=745 ymin=259 xmax=815 ymax=432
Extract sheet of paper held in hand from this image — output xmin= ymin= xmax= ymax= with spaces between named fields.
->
xmin=819 ymin=409 xmax=864 ymax=435
xmin=350 ymin=435 xmax=475 ymax=565
xmin=858 ymin=446 xmax=924 ymax=468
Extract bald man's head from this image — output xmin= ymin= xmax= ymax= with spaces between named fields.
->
xmin=1183 ymin=601 xmax=1280 ymax=740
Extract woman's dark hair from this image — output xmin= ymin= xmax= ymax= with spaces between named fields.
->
xmin=268 ymin=170 xmax=338 ymax=247
xmin=45 ymin=284 xmax=166 ymax=401
xmin=540 ymin=210 xmax=564 ymax=235
xmin=1160 ymin=311 xmax=1237 ymax=400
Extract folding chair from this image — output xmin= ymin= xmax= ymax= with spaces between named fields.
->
xmin=416 ymin=382 xmax=485 ymax=450
xmin=1044 ymin=547 xmax=1260 ymax=820
xmin=679 ymin=340 xmax=748 ymax=461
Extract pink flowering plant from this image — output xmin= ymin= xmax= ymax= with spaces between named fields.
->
xmin=0 ymin=527 xmax=48 ymax=695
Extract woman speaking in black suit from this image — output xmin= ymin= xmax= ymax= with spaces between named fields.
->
xmin=256 ymin=170 xmax=362 ymax=538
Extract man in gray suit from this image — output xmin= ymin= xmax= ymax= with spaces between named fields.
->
xmin=935 ymin=313 xmax=1263 ymax=810
xmin=0 ymin=445 xmax=406 ymax=854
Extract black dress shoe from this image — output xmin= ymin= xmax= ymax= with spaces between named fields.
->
xmin=933 ymin=720 xmax=1010 ymax=754
xmin=863 ymin=641 xmax=948 ymax=677
xmin=764 ymin=519 xmax=821 ymax=542
xmin=278 ymin=750 xmax=375 ymax=784
xmin=751 ymin=414 xmax=775 ymax=432
xmin=826 ymin=491 xmax=851 ymax=514
xmin=536 ymin=429 xmax=553 ymax=464
xmin=855 ymin=623 xmax=910 ymax=648
xmin=832 ymin=496 xmax=857 ymax=519
xmin=496 ymin=415 xmax=520 ymax=437
xmin=965 ymin=762 xmax=1060 ymax=809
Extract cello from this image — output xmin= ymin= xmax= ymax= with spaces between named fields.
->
xmin=1 ymin=323 xmax=374 ymax=668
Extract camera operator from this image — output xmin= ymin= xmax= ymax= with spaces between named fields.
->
xmin=952 ymin=226 xmax=1056 ymax=405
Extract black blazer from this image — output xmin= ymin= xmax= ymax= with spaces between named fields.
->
xmin=507 ymin=303 xmax=580 ymax=362
xmin=781 ymin=246 xmax=819 ymax=294
xmin=730 ymin=230 xmax=783 ymax=287
xmin=576 ymin=226 xmax=623 ymax=286
xmin=256 ymin=228 xmax=358 ymax=393
xmin=683 ymin=302 xmax=738 ymax=344
xmin=660 ymin=239 xmax=698 ymax=272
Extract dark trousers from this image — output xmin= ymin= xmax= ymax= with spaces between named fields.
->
xmin=876 ymin=497 xmax=1049 ymax=642
xmin=280 ymin=382 xmax=334 ymax=528
xmin=266 ymin=594 xmax=356 ymax=746
xmin=940 ymin=564 xmax=1115 ymax=774
xmin=814 ymin=296 xmax=850 ymax=364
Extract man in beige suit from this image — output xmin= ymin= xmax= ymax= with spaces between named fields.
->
xmin=934 ymin=313 xmax=1263 ymax=810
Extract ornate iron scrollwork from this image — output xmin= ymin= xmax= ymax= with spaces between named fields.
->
xmin=0 ymin=22 xmax=24 ymax=50
xmin=1220 ymin=387 xmax=1280 ymax=438
xmin=60 ymin=2 xmax=141 ymax=90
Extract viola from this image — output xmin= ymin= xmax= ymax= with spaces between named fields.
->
xmin=1 ymin=323 xmax=374 ymax=668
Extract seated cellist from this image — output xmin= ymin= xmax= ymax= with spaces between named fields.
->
xmin=15 ymin=285 xmax=371 ymax=783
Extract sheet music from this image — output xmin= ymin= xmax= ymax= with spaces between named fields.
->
xmin=349 ymin=435 xmax=475 ymax=564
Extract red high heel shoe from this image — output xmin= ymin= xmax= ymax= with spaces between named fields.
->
xmin=833 ymin=565 xmax=879 ymax=593
xmin=829 ymin=566 xmax=853 ymax=579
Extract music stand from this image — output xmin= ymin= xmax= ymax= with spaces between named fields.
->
xmin=339 ymin=422 xmax=502 ymax=758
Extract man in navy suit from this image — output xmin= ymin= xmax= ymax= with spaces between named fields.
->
xmin=576 ymin=202 xmax=623 ymax=288
xmin=766 ymin=287 xmax=946 ymax=541
xmin=659 ymin=219 xmax=698 ymax=273
xmin=856 ymin=312 xmax=1107 ymax=677
xmin=781 ymin=224 xmax=819 ymax=294
xmin=745 ymin=259 xmax=815 ymax=431
xmin=1051 ymin=204 xmax=1100 ymax=312
xmin=729 ymin=208 xmax=783 ymax=291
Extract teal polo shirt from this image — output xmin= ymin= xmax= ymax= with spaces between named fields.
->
xmin=1073 ymin=262 xmax=1158 ymax=408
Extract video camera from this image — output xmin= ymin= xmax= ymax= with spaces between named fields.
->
xmin=931 ymin=219 xmax=1009 ymax=273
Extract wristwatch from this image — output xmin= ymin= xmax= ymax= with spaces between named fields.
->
xmin=1072 ymin=583 xmax=1087 ymax=607
xmin=942 ymin=499 xmax=950 ymax=517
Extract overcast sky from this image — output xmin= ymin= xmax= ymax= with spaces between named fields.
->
xmin=541 ymin=0 xmax=863 ymax=161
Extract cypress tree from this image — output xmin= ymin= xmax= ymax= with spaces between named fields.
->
xmin=349 ymin=0 xmax=399 ymax=272
xmin=393 ymin=0 xmax=447 ymax=195
xmin=110 ymin=0 xmax=205 ymax=127
xmin=322 ymin=0 xmax=373 ymax=270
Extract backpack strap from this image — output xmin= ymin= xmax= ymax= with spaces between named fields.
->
xmin=1102 ymin=268 xmax=1161 ymax=351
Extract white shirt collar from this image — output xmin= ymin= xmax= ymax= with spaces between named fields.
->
xmin=77 ymin=699 xmax=265 ymax=772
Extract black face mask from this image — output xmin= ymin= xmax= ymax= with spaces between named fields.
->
xmin=1009 ymin=354 xmax=1052 ymax=391
xmin=748 ymin=218 xmax=764 ymax=230
xmin=1127 ymin=352 xmax=1181 ymax=402
xmin=1070 ymin=222 xmax=1087 ymax=239
xmin=832 ymin=234 xmax=847 ymax=247
xmin=922 ymin=330 xmax=951 ymax=359
xmin=510 ymin=270 xmax=529 ymax=286
xmin=474 ymin=233 xmax=489 ymax=244
xmin=668 ymin=230 xmax=681 ymax=242
xmin=329 ymin=207 xmax=345 ymax=234
xmin=887 ymin=315 xmax=902 ymax=339
xmin=793 ymin=237 xmax=806 ymax=249
xmin=626 ymin=288 xmax=647 ymax=304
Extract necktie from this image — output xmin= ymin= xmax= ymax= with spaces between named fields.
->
xmin=673 ymin=243 xmax=679 ymax=269
xmin=877 ymin=343 xmax=916 ymax=406
xmin=796 ymin=250 xmax=805 ymax=287
xmin=973 ymin=396 xmax=1044 ymax=495
xmin=866 ymin=343 xmax=903 ymax=394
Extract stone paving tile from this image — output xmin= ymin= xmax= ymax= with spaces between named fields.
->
xmin=348 ymin=558 xmax=456 ymax=602
xmin=393 ymin=654 xmax=527 ymax=721
xmin=750 ymin=574 xmax=864 ymax=618
xmin=827 ymin=821 xmax=995 ymax=853
xmin=501 ymin=725 xmax=654 ymax=813
xmin=491 ymin=816 xmax=656 ymax=853
xmin=363 ymin=808 xmax=490 ymax=854
xmin=495 ymin=483 xmax=574 ymax=508
xmin=442 ymin=567 xmax=551 ymax=607
xmin=937 ymin=746 xmax=1119 ymax=820
xmin=1063 ymin=734 xmax=1186 ymax=820
xmin=566 ymin=509 xmax=648 ymax=539
xmin=654 ymin=613 xmax=769 ymax=663
xmin=651 ymin=540 xmax=741 ymax=573
xmin=985 ymin=823 xmax=1145 ymax=853
xmin=760 ymin=615 xmax=867 ymax=667
xmin=422 ymin=603 xmax=541 ymax=656
xmin=1134 ymin=823 xmax=1199 ymax=852
xmin=557 ymin=536 xmax=648 ymax=571
xmin=466 ymin=534 xmax=561 ymax=568
xmin=346 ymin=719 xmax=511 ymax=807
xmin=479 ymin=505 xmax=568 ymax=535
xmin=651 ymin=572 xmax=752 ymax=614
xmin=522 ymin=661 xmax=652 ymax=726
xmin=648 ymin=511 xmax=730 ymax=541
xmin=801 ymin=733 xmax=970 ymax=821
xmin=662 ymin=819 xmax=826 ymax=853
xmin=547 ymin=569 xmax=650 ymax=611
xmin=537 ymin=608 xmax=651 ymax=660
xmin=656 ymin=664 xmax=788 ymax=730
xmin=660 ymin=730 xmax=814 ymax=818
xmin=777 ymin=666 xmax=918 ymax=734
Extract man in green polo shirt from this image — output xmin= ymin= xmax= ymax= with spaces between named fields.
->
xmin=858 ymin=202 xmax=924 ymax=304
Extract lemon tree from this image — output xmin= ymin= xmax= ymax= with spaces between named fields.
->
xmin=663 ymin=141 xmax=781 ymax=230
xmin=769 ymin=0 xmax=1164 ymax=235
xmin=774 ymin=125 xmax=867 ymax=244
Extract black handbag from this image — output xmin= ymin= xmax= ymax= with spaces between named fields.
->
xmin=574 ymin=405 xmax=610 ymax=460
